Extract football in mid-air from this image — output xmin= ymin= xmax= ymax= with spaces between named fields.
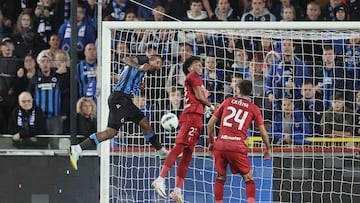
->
xmin=161 ymin=113 xmax=179 ymax=131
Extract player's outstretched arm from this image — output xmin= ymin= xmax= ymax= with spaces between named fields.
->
xmin=258 ymin=124 xmax=271 ymax=160
xmin=120 ymin=56 xmax=141 ymax=68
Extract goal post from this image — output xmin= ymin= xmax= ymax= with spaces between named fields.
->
xmin=100 ymin=21 xmax=360 ymax=203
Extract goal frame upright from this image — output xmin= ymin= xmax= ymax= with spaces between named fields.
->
xmin=99 ymin=21 xmax=360 ymax=203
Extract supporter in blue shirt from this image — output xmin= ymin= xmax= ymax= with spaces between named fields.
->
xmin=270 ymin=97 xmax=312 ymax=145
xmin=58 ymin=3 xmax=96 ymax=60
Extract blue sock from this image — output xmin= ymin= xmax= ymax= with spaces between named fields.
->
xmin=144 ymin=131 xmax=155 ymax=142
xmin=89 ymin=133 xmax=100 ymax=145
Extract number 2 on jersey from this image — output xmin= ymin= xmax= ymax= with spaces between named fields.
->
xmin=223 ymin=106 xmax=249 ymax=130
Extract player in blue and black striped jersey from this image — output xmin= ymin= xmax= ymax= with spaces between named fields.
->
xmin=68 ymin=54 xmax=169 ymax=170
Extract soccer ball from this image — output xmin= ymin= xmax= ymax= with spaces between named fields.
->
xmin=161 ymin=113 xmax=179 ymax=131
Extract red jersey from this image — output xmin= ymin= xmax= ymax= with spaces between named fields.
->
xmin=182 ymin=71 xmax=206 ymax=115
xmin=213 ymin=97 xmax=264 ymax=153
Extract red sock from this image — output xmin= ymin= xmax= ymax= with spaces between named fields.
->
xmin=159 ymin=144 xmax=185 ymax=178
xmin=159 ymin=165 xmax=170 ymax=178
xmin=175 ymin=176 xmax=184 ymax=188
xmin=246 ymin=180 xmax=255 ymax=203
xmin=175 ymin=149 xmax=192 ymax=188
xmin=214 ymin=179 xmax=225 ymax=201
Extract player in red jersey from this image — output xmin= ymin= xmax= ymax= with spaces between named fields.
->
xmin=152 ymin=56 xmax=214 ymax=203
xmin=207 ymin=80 xmax=271 ymax=203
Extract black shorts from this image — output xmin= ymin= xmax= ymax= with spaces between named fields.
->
xmin=107 ymin=91 xmax=145 ymax=130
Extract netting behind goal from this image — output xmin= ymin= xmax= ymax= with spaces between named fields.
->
xmin=100 ymin=22 xmax=360 ymax=203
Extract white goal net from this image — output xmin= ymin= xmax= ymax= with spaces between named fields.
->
xmin=99 ymin=22 xmax=360 ymax=203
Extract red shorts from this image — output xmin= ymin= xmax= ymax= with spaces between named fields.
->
xmin=214 ymin=150 xmax=251 ymax=175
xmin=175 ymin=113 xmax=203 ymax=149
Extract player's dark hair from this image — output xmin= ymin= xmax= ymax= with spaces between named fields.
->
xmin=183 ymin=56 xmax=200 ymax=75
xmin=237 ymin=80 xmax=252 ymax=96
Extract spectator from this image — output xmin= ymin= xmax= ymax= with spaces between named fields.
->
xmin=212 ymin=0 xmax=239 ymax=21
xmin=303 ymin=1 xmax=322 ymax=21
xmin=348 ymin=0 xmax=360 ymax=20
xmin=33 ymin=0 xmax=55 ymax=44
xmin=166 ymin=43 xmax=193 ymax=92
xmin=76 ymin=97 xmax=97 ymax=140
xmin=167 ymin=0 xmax=189 ymax=20
xmin=157 ymin=87 xmax=184 ymax=147
xmin=84 ymin=0 xmax=98 ymax=31
xmin=229 ymin=48 xmax=250 ymax=80
xmin=256 ymin=36 xmax=277 ymax=62
xmin=136 ymin=0 xmax=156 ymax=21
xmin=334 ymin=3 xmax=349 ymax=21
xmin=58 ymin=3 xmax=96 ymax=60
xmin=295 ymin=81 xmax=324 ymax=136
xmin=263 ymin=50 xmax=280 ymax=77
xmin=265 ymin=38 xmax=310 ymax=109
xmin=106 ymin=0 xmax=137 ymax=21
xmin=151 ymin=1 xmax=167 ymax=21
xmin=321 ymin=92 xmax=353 ymax=137
xmin=202 ymin=0 xmax=244 ymax=20
xmin=314 ymin=45 xmax=346 ymax=110
xmin=53 ymin=0 xmax=71 ymax=30
xmin=0 ymin=1 xmax=23 ymax=35
xmin=270 ymin=97 xmax=312 ymax=145
xmin=203 ymin=55 xmax=225 ymax=103
xmin=281 ymin=5 xmax=297 ymax=21
xmin=355 ymin=90 xmax=360 ymax=136
xmin=54 ymin=50 xmax=70 ymax=75
xmin=38 ymin=33 xmax=70 ymax=67
xmin=8 ymin=91 xmax=46 ymax=147
xmin=272 ymin=0 xmax=303 ymax=21
xmin=124 ymin=8 xmax=137 ymax=21
xmin=77 ymin=43 xmax=97 ymax=100
xmin=161 ymin=87 xmax=184 ymax=118
xmin=0 ymin=36 xmax=22 ymax=134
xmin=183 ymin=0 xmax=208 ymax=21
xmin=241 ymin=0 xmax=276 ymax=21
xmin=248 ymin=59 xmax=272 ymax=127
xmin=12 ymin=11 xmax=46 ymax=58
xmin=28 ymin=53 xmax=68 ymax=136
xmin=323 ymin=0 xmax=342 ymax=21
xmin=133 ymin=90 xmax=155 ymax=121
xmin=16 ymin=54 xmax=38 ymax=92
xmin=224 ymin=72 xmax=243 ymax=98
xmin=344 ymin=37 xmax=360 ymax=96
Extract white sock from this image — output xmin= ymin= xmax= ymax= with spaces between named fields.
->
xmin=75 ymin=144 xmax=83 ymax=154
xmin=174 ymin=187 xmax=181 ymax=194
xmin=157 ymin=176 xmax=165 ymax=183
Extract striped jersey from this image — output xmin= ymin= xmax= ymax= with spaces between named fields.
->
xmin=29 ymin=69 xmax=64 ymax=118
xmin=77 ymin=60 xmax=97 ymax=98
xmin=114 ymin=56 xmax=148 ymax=96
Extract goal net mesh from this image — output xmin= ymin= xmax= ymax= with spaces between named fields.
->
xmin=101 ymin=22 xmax=360 ymax=203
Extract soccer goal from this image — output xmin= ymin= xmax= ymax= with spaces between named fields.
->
xmin=99 ymin=21 xmax=360 ymax=203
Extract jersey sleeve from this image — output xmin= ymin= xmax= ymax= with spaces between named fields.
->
xmin=213 ymin=99 xmax=228 ymax=118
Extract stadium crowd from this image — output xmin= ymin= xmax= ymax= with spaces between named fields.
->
xmin=0 ymin=0 xmax=360 ymax=148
